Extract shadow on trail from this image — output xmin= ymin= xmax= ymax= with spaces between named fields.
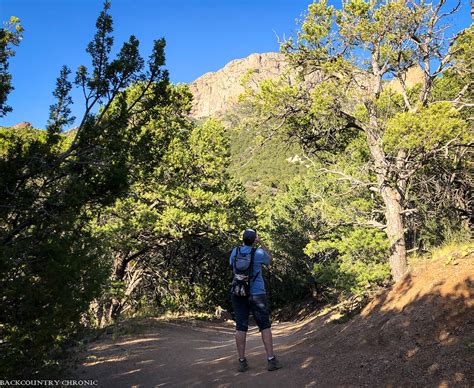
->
xmin=74 ymin=270 xmax=473 ymax=387
xmin=277 ymin=272 xmax=474 ymax=387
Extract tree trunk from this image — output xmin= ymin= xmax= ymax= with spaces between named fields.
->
xmin=365 ymin=123 xmax=408 ymax=281
xmin=381 ymin=185 xmax=408 ymax=281
xmin=109 ymin=253 xmax=128 ymax=322
xmin=108 ymin=299 xmax=122 ymax=322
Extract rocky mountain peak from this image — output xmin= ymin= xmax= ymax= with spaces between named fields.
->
xmin=188 ymin=52 xmax=286 ymax=118
xmin=188 ymin=53 xmax=425 ymax=119
xmin=12 ymin=121 xmax=32 ymax=129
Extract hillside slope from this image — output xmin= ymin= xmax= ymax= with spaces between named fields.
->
xmin=73 ymin=248 xmax=473 ymax=386
xmin=188 ymin=53 xmax=424 ymax=198
xmin=290 ymin=248 xmax=474 ymax=386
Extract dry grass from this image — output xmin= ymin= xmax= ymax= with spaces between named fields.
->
xmin=408 ymin=240 xmax=473 ymax=274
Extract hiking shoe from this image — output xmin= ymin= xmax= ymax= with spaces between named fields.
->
xmin=267 ymin=356 xmax=282 ymax=371
xmin=238 ymin=358 xmax=249 ymax=372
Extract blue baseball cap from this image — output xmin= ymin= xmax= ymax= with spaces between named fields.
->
xmin=242 ymin=229 xmax=257 ymax=245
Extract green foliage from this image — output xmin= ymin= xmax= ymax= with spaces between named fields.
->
xmin=240 ymin=73 xmax=360 ymax=157
xmin=432 ymin=26 xmax=473 ymax=119
xmin=403 ymin=150 xmax=473 ymax=250
xmin=0 ymin=1 xmax=173 ymax=377
xmin=0 ymin=16 xmax=23 ymax=117
xmin=432 ymin=71 xmax=464 ymax=102
xmin=254 ymin=133 xmax=390 ymax=304
xmin=227 ymin=121 xmax=307 ymax=199
xmin=384 ymin=102 xmax=468 ymax=154
xmin=160 ymin=280 xmax=212 ymax=312
xmin=242 ymin=0 xmax=472 ymax=282
xmin=307 ymin=228 xmax=390 ymax=296
xmin=257 ymin=175 xmax=319 ymax=306
xmin=94 ymin=116 xmax=251 ymax=321
xmin=47 ymin=66 xmax=75 ymax=138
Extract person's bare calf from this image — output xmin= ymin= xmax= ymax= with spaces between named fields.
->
xmin=261 ymin=328 xmax=274 ymax=358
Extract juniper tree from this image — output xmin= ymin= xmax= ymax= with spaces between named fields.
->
xmin=95 ymin=116 xmax=250 ymax=324
xmin=243 ymin=0 xmax=472 ymax=280
xmin=0 ymin=16 xmax=23 ymax=117
xmin=0 ymin=0 xmax=174 ymax=376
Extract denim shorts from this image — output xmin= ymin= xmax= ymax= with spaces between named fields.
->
xmin=231 ymin=293 xmax=271 ymax=332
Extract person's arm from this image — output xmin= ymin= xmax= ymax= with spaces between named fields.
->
xmin=255 ymin=234 xmax=272 ymax=264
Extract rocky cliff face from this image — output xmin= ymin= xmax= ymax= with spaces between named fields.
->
xmin=12 ymin=121 xmax=32 ymax=129
xmin=386 ymin=65 xmax=425 ymax=94
xmin=188 ymin=52 xmax=287 ymax=118
xmin=188 ymin=52 xmax=424 ymax=119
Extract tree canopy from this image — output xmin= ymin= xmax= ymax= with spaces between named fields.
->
xmin=242 ymin=0 xmax=472 ymax=281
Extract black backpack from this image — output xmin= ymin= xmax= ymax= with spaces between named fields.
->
xmin=231 ymin=247 xmax=256 ymax=297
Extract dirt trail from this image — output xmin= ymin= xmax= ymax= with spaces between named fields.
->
xmin=73 ymin=255 xmax=473 ymax=387
xmin=74 ymin=320 xmax=319 ymax=387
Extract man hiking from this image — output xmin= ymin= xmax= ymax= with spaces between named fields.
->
xmin=229 ymin=228 xmax=282 ymax=372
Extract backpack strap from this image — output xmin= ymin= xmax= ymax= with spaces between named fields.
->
xmin=250 ymin=247 xmax=260 ymax=282
xmin=232 ymin=246 xmax=240 ymax=273
xmin=250 ymin=247 xmax=256 ymax=263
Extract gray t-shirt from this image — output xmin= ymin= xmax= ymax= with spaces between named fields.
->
xmin=229 ymin=245 xmax=270 ymax=295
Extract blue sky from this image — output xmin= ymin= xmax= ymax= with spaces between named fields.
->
xmin=0 ymin=0 xmax=471 ymax=128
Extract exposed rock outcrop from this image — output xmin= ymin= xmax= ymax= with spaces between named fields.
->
xmin=386 ymin=65 xmax=425 ymax=94
xmin=12 ymin=121 xmax=32 ymax=129
xmin=188 ymin=53 xmax=424 ymax=119
xmin=188 ymin=52 xmax=287 ymax=118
